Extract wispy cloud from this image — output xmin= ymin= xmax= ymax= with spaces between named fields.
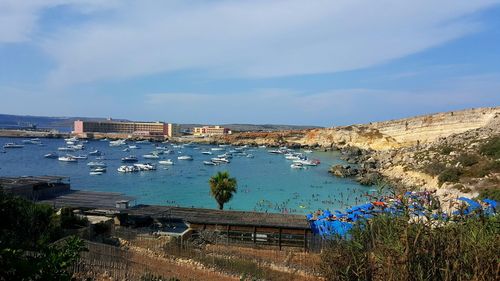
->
xmin=25 ymin=0 xmax=499 ymax=86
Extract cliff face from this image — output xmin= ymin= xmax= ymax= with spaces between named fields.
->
xmin=298 ymin=107 xmax=500 ymax=151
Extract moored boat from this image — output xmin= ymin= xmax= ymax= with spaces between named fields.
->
xmin=3 ymin=143 xmax=24 ymax=148
xmin=121 ymin=156 xmax=138 ymax=163
xmin=177 ymin=155 xmax=193 ymax=160
xmin=159 ymin=159 xmax=174 ymax=165
xmin=58 ymin=156 xmax=77 ymax=162
xmin=44 ymin=153 xmax=58 ymax=159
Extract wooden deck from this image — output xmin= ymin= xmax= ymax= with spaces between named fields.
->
xmin=128 ymin=205 xmax=310 ymax=230
xmin=38 ymin=190 xmax=134 ymax=209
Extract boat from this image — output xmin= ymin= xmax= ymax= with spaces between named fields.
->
xmin=203 ymin=161 xmax=218 ymax=166
xmin=22 ymin=138 xmax=42 ymax=145
xmin=69 ymin=154 xmax=88 ymax=160
xmin=58 ymin=146 xmax=75 ymax=151
xmin=143 ymin=153 xmax=160 ymax=159
xmin=303 ymin=150 xmax=313 ymax=153
xmin=217 ymin=153 xmax=232 ymax=158
xmin=58 ymin=156 xmax=77 ymax=162
xmin=258 ymin=145 xmax=266 ymax=148
xmin=89 ymin=150 xmax=102 ymax=156
xmin=268 ymin=149 xmax=282 ymax=154
xmin=87 ymin=161 xmax=107 ymax=167
xmin=246 ymin=154 xmax=254 ymax=158
xmin=211 ymin=157 xmax=230 ymax=163
xmin=121 ymin=156 xmax=138 ymax=163
xmin=117 ymin=165 xmax=139 ymax=173
xmin=69 ymin=144 xmax=84 ymax=150
xmin=211 ymin=147 xmax=224 ymax=151
xmin=89 ymin=171 xmax=104 ymax=175
xmin=291 ymin=163 xmax=305 ymax=169
xmin=201 ymin=151 xmax=212 ymax=155
xmin=285 ymin=154 xmax=301 ymax=160
xmin=293 ymin=159 xmax=320 ymax=166
xmin=90 ymin=167 xmax=106 ymax=172
xmin=159 ymin=159 xmax=174 ymax=165
xmin=3 ymin=143 xmax=24 ymax=148
xmin=219 ymin=144 xmax=230 ymax=148
xmin=110 ymin=139 xmax=127 ymax=147
xmin=177 ymin=155 xmax=193 ymax=160
xmin=44 ymin=153 xmax=58 ymax=159
xmin=136 ymin=140 xmax=150 ymax=144
xmin=129 ymin=145 xmax=140 ymax=149
xmin=134 ymin=163 xmax=156 ymax=171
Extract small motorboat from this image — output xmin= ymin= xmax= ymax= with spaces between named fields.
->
xmin=159 ymin=159 xmax=174 ymax=165
xmin=211 ymin=147 xmax=224 ymax=151
xmin=177 ymin=155 xmax=193 ymax=160
xmin=90 ymin=167 xmax=106 ymax=172
xmin=89 ymin=150 xmax=102 ymax=156
xmin=203 ymin=161 xmax=218 ymax=166
xmin=121 ymin=156 xmax=138 ymax=163
xmin=58 ymin=156 xmax=77 ymax=162
xmin=211 ymin=157 xmax=230 ymax=163
xmin=143 ymin=153 xmax=160 ymax=159
xmin=89 ymin=171 xmax=104 ymax=175
xmin=87 ymin=161 xmax=107 ymax=167
xmin=44 ymin=153 xmax=58 ymax=159
xmin=303 ymin=150 xmax=313 ymax=153
xmin=201 ymin=151 xmax=212 ymax=155
xmin=3 ymin=143 xmax=24 ymax=148
xmin=291 ymin=163 xmax=305 ymax=169
xmin=246 ymin=154 xmax=254 ymax=158
xmin=58 ymin=147 xmax=75 ymax=151
xmin=129 ymin=145 xmax=140 ymax=149
xmin=134 ymin=163 xmax=156 ymax=171
xmin=71 ymin=155 xmax=88 ymax=160
xmin=118 ymin=165 xmax=139 ymax=173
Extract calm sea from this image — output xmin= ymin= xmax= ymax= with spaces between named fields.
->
xmin=0 ymin=137 xmax=375 ymax=214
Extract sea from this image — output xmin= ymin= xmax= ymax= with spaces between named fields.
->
xmin=0 ymin=137 xmax=376 ymax=214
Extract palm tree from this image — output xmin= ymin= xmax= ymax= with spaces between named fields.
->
xmin=209 ymin=171 xmax=237 ymax=210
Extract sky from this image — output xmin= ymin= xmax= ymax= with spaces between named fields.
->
xmin=1 ymin=0 xmax=500 ymax=127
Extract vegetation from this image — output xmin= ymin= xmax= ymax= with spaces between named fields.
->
xmin=422 ymin=161 xmax=446 ymax=176
xmin=140 ymin=273 xmax=180 ymax=281
xmin=479 ymin=136 xmax=500 ymax=159
xmin=457 ymin=153 xmax=480 ymax=167
xmin=209 ymin=171 xmax=237 ymax=210
xmin=439 ymin=145 xmax=453 ymax=155
xmin=478 ymin=189 xmax=500 ymax=202
xmin=320 ymin=208 xmax=499 ymax=281
xmin=0 ymin=189 xmax=87 ymax=280
xmin=438 ymin=167 xmax=462 ymax=185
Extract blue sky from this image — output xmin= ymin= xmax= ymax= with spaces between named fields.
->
xmin=1 ymin=0 xmax=500 ymax=126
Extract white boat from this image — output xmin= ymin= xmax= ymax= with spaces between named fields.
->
xmin=123 ymin=148 xmax=130 ymax=152
xmin=177 ymin=155 xmax=193 ymax=160
xmin=117 ymin=165 xmax=139 ymax=173
xmin=121 ymin=156 xmax=138 ymax=163
xmin=3 ymin=143 xmax=24 ymax=148
xmin=203 ymin=161 xmax=218 ymax=166
xmin=110 ymin=139 xmax=127 ymax=146
xmin=44 ymin=153 xmax=58 ymax=159
xmin=87 ymin=161 xmax=107 ymax=167
xmin=64 ymin=137 xmax=79 ymax=142
xmin=201 ymin=151 xmax=212 ymax=155
xmin=217 ymin=153 xmax=232 ymax=158
xmin=129 ymin=145 xmax=140 ymax=149
xmin=291 ymin=163 xmax=305 ymax=169
xmin=285 ymin=154 xmax=301 ymax=160
xmin=143 ymin=153 xmax=160 ymax=159
xmin=303 ymin=150 xmax=313 ymax=153
xmin=155 ymin=146 xmax=168 ymax=150
xmin=89 ymin=171 xmax=104 ymax=175
xmin=211 ymin=147 xmax=224 ymax=151
xmin=159 ymin=159 xmax=174 ymax=165
xmin=58 ymin=147 xmax=75 ymax=151
xmin=69 ymin=144 xmax=84 ymax=150
xmin=66 ymin=141 xmax=75 ymax=145
xmin=134 ymin=163 xmax=156 ymax=171
xmin=211 ymin=157 xmax=230 ymax=163
xmin=58 ymin=156 xmax=77 ymax=162
xmin=293 ymin=159 xmax=320 ymax=166
xmin=136 ymin=140 xmax=150 ymax=144
xmin=258 ymin=145 xmax=266 ymax=148
xmin=89 ymin=150 xmax=102 ymax=156
xmin=69 ymin=154 xmax=88 ymax=160
xmin=90 ymin=167 xmax=106 ymax=172
xmin=246 ymin=154 xmax=254 ymax=158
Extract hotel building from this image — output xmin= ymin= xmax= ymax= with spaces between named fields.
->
xmin=73 ymin=120 xmax=180 ymax=138
xmin=193 ymin=125 xmax=230 ymax=136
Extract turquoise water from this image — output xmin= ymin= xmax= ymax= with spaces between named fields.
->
xmin=0 ymin=137 xmax=374 ymax=214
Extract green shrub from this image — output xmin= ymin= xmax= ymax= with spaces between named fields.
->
xmin=440 ymin=145 xmax=453 ymax=155
xmin=438 ymin=167 xmax=462 ymax=185
xmin=478 ymin=189 xmax=500 ymax=202
xmin=457 ymin=153 xmax=479 ymax=167
xmin=320 ymin=214 xmax=500 ymax=281
xmin=464 ymin=160 xmax=500 ymax=178
xmin=479 ymin=136 xmax=500 ymax=159
xmin=423 ymin=162 xmax=446 ymax=176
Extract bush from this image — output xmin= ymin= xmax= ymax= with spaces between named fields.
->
xmin=478 ymin=189 xmax=500 ymax=202
xmin=438 ymin=167 xmax=462 ymax=185
xmin=440 ymin=145 xmax=453 ymax=155
xmin=479 ymin=136 xmax=500 ymax=159
xmin=457 ymin=153 xmax=479 ymax=167
xmin=464 ymin=160 xmax=500 ymax=178
xmin=423 ymin=162 xmax=446 ymax=176
xmin=320 ymin=214 xmax=500 ymax=281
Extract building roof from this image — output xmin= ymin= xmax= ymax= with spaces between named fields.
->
xmin=0 ymin=176 xmax=69 ymax=190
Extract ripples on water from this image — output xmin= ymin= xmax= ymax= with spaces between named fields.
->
xmin=0 ymin=137 xmax=374 ymax=214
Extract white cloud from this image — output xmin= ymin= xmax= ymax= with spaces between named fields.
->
xmin=33 ymin=0 xmax=500 ymax=86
